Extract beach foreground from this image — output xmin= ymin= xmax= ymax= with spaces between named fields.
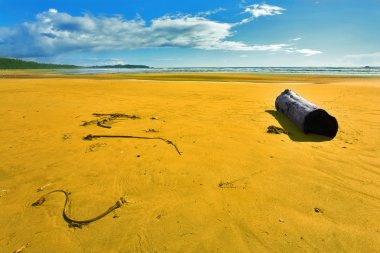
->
xmin=0 ymin=73 xmax=379 ymax=252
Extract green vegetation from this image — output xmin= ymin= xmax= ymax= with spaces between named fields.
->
xmin=0 ymin=57 xmax=79 ymax=69
xmin=0 ymin=57 xmax=150 ymax=69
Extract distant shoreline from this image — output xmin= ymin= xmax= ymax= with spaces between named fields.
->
xmin=2 ymin=71 xmax=380 ymax=86
xmin=2 ymin=58 xmax=380 ymax=76
xmin=46 ymin=66 xmax=380 ymax=77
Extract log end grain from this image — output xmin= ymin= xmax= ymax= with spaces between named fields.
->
xmin=304 ymin=109 xmax=338 ymax=138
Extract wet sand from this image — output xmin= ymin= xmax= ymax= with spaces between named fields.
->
xmin=0 ymin=73 xmax=379 ymax=252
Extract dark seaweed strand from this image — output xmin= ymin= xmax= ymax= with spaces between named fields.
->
xmin=32 ymin=190 xmax=125 ymax=228
xmin=83 ymin=134 xmax=182 ymax=155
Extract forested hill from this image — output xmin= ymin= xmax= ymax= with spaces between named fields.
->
xmin=0 ymin=57 xmax=79 ymax=69
xmin=0 ymin=57 xmax=150 ymax=69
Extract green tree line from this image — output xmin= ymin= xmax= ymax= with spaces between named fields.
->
xmin=0 ymin=57 xmax=79 ymax=69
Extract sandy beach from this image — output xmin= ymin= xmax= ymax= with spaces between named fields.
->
xmin=0 ymin=73 xmax=379 ymax=252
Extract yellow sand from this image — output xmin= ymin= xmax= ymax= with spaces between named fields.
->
xmin=0 ymin=73 xmax=379 ymax=252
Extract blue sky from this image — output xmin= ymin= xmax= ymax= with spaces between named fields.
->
xmin=0 ymin=0 xmax=379 ymax=67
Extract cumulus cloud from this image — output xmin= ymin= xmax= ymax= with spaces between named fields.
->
xmin=239 ymin=3 xmax=285 ymax=24
xmin=0 ymin=9 xmax=321 ymax=58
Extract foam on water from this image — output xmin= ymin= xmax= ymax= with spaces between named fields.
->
xmin=56 ymin=67 xmax=380 ymax=76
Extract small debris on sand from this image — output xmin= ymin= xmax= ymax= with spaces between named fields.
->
xmin=13 ymin=243 xmax=29 ymax=253
xmin=32 ymin=197 xmax=46 ymax=206
xmin=267 ymin=125 xmax=288 ymax=135
xmin=0 ymin=189 xmax=11 ymax=197
xmin=86 ymin=143 xmax=107 ymax=153
xmin=62 ymin=134 xmax=71 ymax=140
xmin=145 ymin=128 xmax=159 ymax=133
xmin=37 ymin=183 xmax=53 ymax=192
xmin=218 ymin=181 xmax=236 ymax=188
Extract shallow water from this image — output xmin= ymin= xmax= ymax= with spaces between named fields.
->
xmin=55 ymin=66 xmax=380 ymax=76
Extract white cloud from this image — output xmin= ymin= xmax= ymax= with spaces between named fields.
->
xmin=197 ymin=8 xmax=226 ymax=17
xmin=245 ymin=4 xmax=285 ymax=18
xmin=239 ymin=3 xmax=285 ymax=24
xmin=295 ymin=49 xmax=322 ymax=56
xmin=48 ymin=8 xmax=58 ymax=14
xmin=0 ymin=9 xmax=321 ymax=58
xmin=289 ymin=37 xmax=302 ymax=41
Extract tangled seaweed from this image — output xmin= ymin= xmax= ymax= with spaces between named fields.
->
xmin=81 ymin=113 xmax=140 ymax=129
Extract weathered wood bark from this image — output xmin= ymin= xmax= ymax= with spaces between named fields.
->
xmin=275 ymin=89 xmax=338 ymax=138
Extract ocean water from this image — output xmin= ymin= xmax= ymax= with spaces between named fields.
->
xmin=57 ymin=67 xmax=380 ymax=76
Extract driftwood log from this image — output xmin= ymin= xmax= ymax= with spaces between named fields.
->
xmin=275 ymin=89 xmax=338 ymax=138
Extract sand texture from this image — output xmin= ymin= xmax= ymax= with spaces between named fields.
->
xmin=0 ymin=73 xmax=379 ymax=252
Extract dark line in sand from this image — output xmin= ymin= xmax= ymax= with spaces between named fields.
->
xmin=83 ymin=134 xmax=182 ymax=155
